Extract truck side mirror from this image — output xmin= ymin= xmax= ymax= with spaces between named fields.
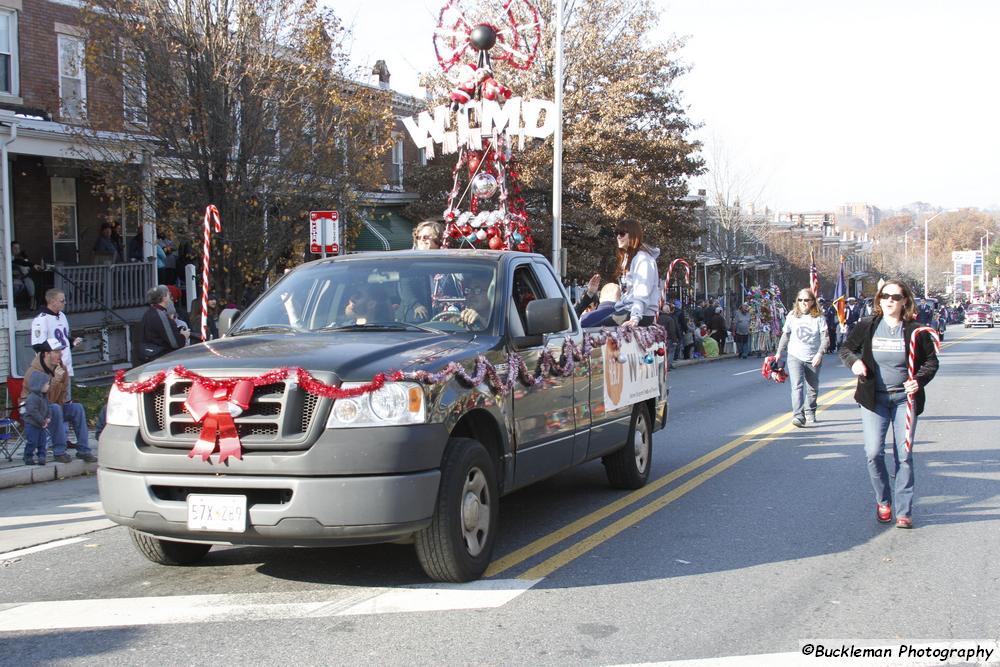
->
xmin=218 ymin=308 xmax=241 ymax=336
xmin=525 ymin=298 xmax=569 ymax=336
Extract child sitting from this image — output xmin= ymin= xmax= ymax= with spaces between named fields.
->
xmin=20 ymin=372 xmax=51 ymax=466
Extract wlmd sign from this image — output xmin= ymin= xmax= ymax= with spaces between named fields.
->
xmin=402 ymin=97 xmax=556 ymax=157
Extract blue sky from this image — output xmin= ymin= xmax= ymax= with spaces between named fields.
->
xmin=333 ymin=0 xmax=1000 ymax=213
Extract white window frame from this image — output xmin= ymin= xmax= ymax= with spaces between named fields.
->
xmin=57 ymin=33 xmax=87 ymax=120
xmin=121 ymin=46 xmax=147 ymax=128
xmin=0 ymin=8 xmax=19 ymax=99
xmin=391 ymin=136 xmax=404 ymax=188
xmin=51 ymin=177 xmax=79 ymax=264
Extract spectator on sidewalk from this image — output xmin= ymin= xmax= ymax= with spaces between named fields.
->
xmin=23 ymin=339 xmax=97 ymax=463
xmin=31 ymin=288 xmax=83 ymax=402
xmin=20 ymin=372 xmax=51 ymax=466
xmin=708 ymin=306 xmax=727 ymax=353
xmin=731 ymin=302 xmax=751 ymax=359
xmin=139 ymin=285 xmax=189 ymax=363
xmin=674 ymin=299 xmax=694 ymax=361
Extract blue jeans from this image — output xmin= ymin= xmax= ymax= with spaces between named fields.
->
xmin=735 ymin=334 xmax=750 ymax=358
xmin=786 ymin=355 xmax=819 ymax=420
xmin=47 ymin=402 xmax=92 ymax=456
xmin=23 ymin=423 xmax=47 ymax=461
xmin=860 ymin=391 xmax=915 ymax=517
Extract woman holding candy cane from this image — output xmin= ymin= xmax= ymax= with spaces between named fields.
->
xmin=839 ymin=279 xmax=939 ymax=529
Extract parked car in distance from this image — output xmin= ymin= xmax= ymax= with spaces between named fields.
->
xmin=964 ymin=303 xmax=993 ymax=328
xmin=992 ymin=305 xmax=1000 ymax=325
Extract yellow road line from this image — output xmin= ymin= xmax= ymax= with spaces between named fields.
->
xmin=485 ymin=381 xmax=855 ymax=578
xmin=490 ymin=331 xmax=973 ymax=579
xmin=516 ymin=387 xmax=858 ymax=580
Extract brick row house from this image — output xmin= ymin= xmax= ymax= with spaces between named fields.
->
xmin=0 ymin=0 xmax=155 ymax=382
xmin=0 ymin=2 xmax=427 ymax=381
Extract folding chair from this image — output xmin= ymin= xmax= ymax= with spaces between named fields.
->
xmin=0 ymin=377 xmax=25 ymax=462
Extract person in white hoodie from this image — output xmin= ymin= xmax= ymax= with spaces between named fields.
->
xmin=595 ymin=220 xmax=660 ymax=328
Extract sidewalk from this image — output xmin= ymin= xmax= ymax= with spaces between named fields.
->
xmin=0 ymin=431 xmax=99 ymax=491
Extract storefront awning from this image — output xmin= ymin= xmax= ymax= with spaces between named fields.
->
xmin=354 ymin=208 xmax=416 ymax=252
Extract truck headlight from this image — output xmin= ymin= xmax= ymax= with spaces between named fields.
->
xmin=326 ymin=382 xmax=426 ymax=428
xmin=106 ymin=384 xmax=140 ymax=427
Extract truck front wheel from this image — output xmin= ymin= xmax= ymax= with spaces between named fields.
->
xmin=603 ymin=403 xmax=652 ymax=489
xmin=129 ymin=529 xmax=212 ymax=566
xmin=415 ymin=437 xmax=498 ymax=582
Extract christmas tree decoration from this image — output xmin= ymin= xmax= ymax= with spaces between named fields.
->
xmin=408 ymin=0 xmax=546 ymax=252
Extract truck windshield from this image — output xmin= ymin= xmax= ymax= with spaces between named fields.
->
xmin=230 ymin=257 xmax=498 ymax=335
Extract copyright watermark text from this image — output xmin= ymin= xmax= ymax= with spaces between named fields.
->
xmin=799 ymin=641 xmax=998 ymax=665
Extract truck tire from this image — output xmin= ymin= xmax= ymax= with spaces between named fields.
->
xmin=129 ymin=529 xmax=212 ymax=566
xmin=415 ymin=437 xmax=498 ymax=582
xmin=603 ymin=403 xmax=652 ymax=489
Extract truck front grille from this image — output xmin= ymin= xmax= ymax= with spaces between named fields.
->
xmin=141 ymin=372 xmax=329 ymax=451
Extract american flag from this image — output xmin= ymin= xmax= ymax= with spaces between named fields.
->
xmin=809 ymin=248 xmax=820 ymax=299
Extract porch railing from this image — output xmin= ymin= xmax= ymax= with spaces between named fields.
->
xmin=54 ymin=260 xmax=157 ymax=314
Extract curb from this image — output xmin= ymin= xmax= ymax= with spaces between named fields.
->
xmin=0 ymin=459 xmax=99 ymax=491
xmin=672 ymin=353 xmax=746 ymax=368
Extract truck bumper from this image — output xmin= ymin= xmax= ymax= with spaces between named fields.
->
xmin=99 ymin=467 xmax=440 ymax=546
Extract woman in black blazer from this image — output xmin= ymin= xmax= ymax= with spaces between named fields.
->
xmin=839 ymin=280 xmax=939 ymax=529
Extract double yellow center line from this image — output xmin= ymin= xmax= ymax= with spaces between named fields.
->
xmin=486 ymin=330 xmax=979 ymax=580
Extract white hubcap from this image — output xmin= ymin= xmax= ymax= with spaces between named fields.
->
xmin=460 ymin=468 xmax=490 ymax=557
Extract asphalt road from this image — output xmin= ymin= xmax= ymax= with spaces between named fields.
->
xmin=1 ymin=327 xmax=998 ymax=666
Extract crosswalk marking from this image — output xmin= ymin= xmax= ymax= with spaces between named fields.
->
xmin=0 ymin=579 xmax=540 ymax=632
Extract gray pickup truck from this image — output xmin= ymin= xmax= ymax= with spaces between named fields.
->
xmin=99 ymin=250 xmax=668 ymax=581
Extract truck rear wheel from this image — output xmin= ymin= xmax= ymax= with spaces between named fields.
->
xmin=129 ymin=528 xmax=212 ymax=566
xmin=415 ymin=437 xmax=498 ymax=582
xmin=603 ymin=403 xmax=652 ymax=489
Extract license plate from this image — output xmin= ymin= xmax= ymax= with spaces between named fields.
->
xmin=186 ymin=494 xmax=247 ymax=533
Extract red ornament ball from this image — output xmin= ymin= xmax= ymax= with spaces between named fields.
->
xmin=448 ymin=226 xmax=462 ymax=239
xmin=488 ymin=236 xmax=503 ymax=250
xmin=467 ymin=152 xmax=482 ymax=176
xmin=517 ymin=242 xmax=530 ymax=252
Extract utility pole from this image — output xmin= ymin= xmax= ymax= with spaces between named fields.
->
xmin=551 ymin=0 xmax=564 ymax=277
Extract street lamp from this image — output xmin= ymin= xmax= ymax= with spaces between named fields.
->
xmin=923 ymin=209 xmax=959 ymax=299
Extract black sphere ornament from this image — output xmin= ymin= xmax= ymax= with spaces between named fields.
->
xmin=470 ymin=24 xmax=497 ymax=51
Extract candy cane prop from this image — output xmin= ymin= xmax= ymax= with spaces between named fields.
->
xmin=904 ymin=325 xmax=941 ymax=452
xmin=661 ymin=258 xmax=691 ymax=309
xmin=201 ymin=205 xmax=221 ymax=341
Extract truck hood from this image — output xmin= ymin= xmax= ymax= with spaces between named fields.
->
xmin=131 ymin=332 xmax=497 ymax=381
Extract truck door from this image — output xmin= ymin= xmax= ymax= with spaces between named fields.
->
xmin=508 ymin=260 xmax=578 ymax=489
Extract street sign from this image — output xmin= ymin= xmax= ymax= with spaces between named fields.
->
xmin=309 ymin=210 xmax=340 ymax=255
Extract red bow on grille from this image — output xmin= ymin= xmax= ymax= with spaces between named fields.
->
xmin=185 ymin=380 xmax=253 ymax=463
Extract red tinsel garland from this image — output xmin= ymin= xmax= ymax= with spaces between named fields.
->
xmin=114 ymin=326 xmax=666 ymax=399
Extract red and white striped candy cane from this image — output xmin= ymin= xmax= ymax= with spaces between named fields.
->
xmin=201 ymin=205 xmax=221 ymax=341
xmin=661 ymin=258 xmax=691 ymax=310
xmin=904 ymin=325 xmax=941 ymax=452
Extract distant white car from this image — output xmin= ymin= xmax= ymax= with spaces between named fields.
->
xmin=992 ymin=305 xmax=1000 ymax=325
xmin=965 ymin=304 xmax=993 ymax=328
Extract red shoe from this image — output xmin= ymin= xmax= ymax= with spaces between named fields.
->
xmin=895 ymin=516 xmax=913 ymax=529
xmin=876 ymin=503 xmax=891 ymax=523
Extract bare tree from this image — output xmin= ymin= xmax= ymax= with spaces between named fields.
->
xmin=75 ymin=0 xmax=394 ymax=303
xmin=699 ymin=140 xmax=770 ymax=306
xmin=406 ymin=0 xmax=704 ymax=281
